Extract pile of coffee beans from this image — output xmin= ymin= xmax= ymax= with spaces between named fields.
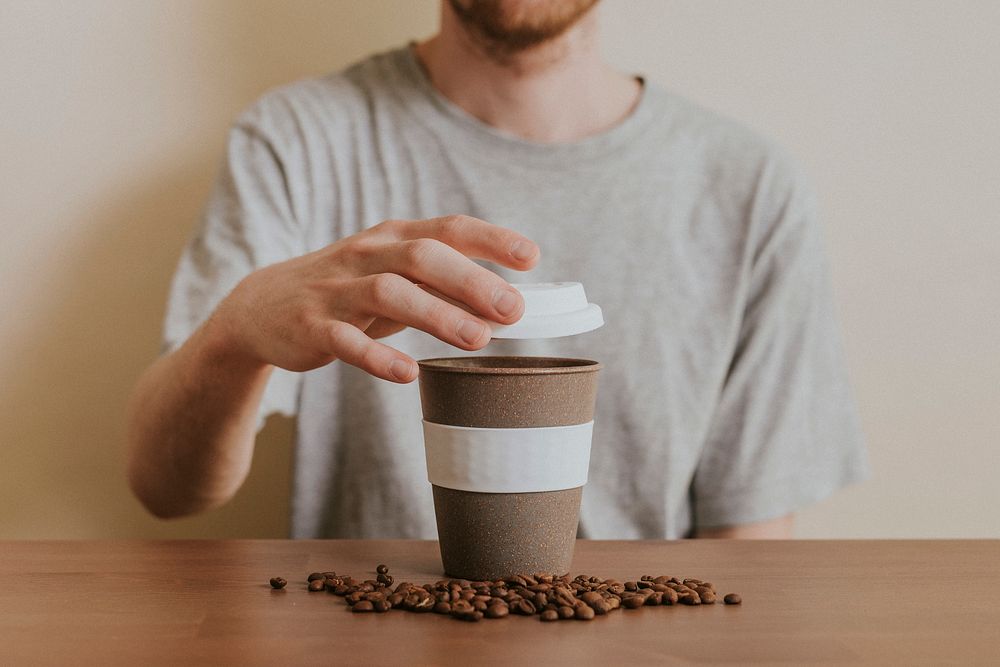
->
xmin=269 ymin=565 xmax=741 ymax=622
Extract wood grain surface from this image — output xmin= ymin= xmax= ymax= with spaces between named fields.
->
xmin=1 ymin=540 xmax=998 ymax=665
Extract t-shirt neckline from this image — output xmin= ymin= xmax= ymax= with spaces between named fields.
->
xmin=387 ymin=44 xmax=660 ymax=169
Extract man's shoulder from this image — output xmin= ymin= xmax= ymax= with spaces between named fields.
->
xmin=646 ymin=83 xmax=811 ymax=198
xmin=230 ymin=49 xmax=400 ymax=143
xmin=653 ymin=84 xmax=792 ymax=167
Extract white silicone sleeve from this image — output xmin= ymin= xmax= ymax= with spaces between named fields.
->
xmin=422 ymin=420 xmax=593 ymax=493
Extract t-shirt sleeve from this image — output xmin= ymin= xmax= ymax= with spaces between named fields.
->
xmin=163 ymin=121 xmax=305 ymax=429
xmin=692 ymin=157 xmax=870 ymax=529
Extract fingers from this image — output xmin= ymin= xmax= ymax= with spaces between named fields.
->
xmin=370 ymin=238 xmax=524 ymax=324
xmin=364 ymin=317 xmax=406 ymax=340
xmin=325 ymin=320 xmax=417 ymax=383
xmin=353 ymin=273 xmax=492 ymax=350
xmin=382 ymin=215 xmax=540 ymax=270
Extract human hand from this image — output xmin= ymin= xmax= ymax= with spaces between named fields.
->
xmin=211 ymin=215 xmax=539 ymax=382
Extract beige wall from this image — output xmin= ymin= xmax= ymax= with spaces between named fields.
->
xmin=1 ymin=1 xmax=996 ymax=539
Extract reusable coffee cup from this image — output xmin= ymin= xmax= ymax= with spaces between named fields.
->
xmin=417 ymin=282 xmax=603 ymax=580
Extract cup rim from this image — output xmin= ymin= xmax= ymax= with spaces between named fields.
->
xmin=417 ymin=356 xmax=601 ymax=375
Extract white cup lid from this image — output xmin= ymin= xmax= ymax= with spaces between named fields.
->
xmin=490 ymin=282 xmax=604 ymax=339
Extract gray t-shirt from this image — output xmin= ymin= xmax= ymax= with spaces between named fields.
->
xmin=164 ymin=46 xmax=868 ymax=539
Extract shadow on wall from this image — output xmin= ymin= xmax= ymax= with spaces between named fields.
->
xmin=0 ymin=0 xmax=442 ymax=539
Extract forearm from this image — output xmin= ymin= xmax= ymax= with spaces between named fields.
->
xmin=126 ymin=314 xmax=272 ymax=518
xmin=694 ymin=514 xmax=794 ymax=539
xmin=127 ymin=216 xmax=538 ymax=517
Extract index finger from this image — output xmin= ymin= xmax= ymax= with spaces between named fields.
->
xmin=394 ymin=215 xmax=540 ymax=270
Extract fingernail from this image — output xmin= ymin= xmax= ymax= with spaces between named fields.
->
xmin=493 ymin=288 xmax=518 ymax=317
xmin=510 ymin=239 xmax=536 ymax=262
xmin=389 ymin=359 xmax=413 ymax=381
xmin=457 ymin=319 xmax=486 ymax=345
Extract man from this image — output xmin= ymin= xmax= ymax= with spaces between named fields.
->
xmin=127 ymin=0 xmax=868 ymax=539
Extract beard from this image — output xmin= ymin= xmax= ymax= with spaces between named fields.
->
xmin=447 ymin=0 xmax=600 ymax=56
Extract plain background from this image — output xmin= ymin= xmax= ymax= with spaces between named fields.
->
xmin=1 ymin=0 xmax=997 ymax=539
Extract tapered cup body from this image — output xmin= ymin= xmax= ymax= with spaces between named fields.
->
xmin=417 ymin=356 xmax=600 ymax=580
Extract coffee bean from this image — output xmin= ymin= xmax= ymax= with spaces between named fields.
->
xmin=451 ymin=600 xmax=473 ymax=615
xmin=513 ymin=599 xmax=536 ymax=615
xmin=450 ymin=601 xmax=483 ymax=622
xmin=554 ymin=591 xmax=576 ymax=608
xmin=275 ymin=568 xmax=742 ymax=623
xmin=485 ymin=604 xmax=509 ymax=619
xmin=622 ymin=595 xmax=644 ymax=609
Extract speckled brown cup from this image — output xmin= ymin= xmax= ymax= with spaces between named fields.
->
xmin=417 ymin=356 xmax=600 ymax=580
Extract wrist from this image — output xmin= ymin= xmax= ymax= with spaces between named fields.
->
xmin=195 ymin=307 xmax=270 ymax=378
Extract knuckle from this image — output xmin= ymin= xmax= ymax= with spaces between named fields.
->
xmin=323 ymin=319 xmax=352 ymax=350
xmin=424 ymin=300 xmax=455 ymax=333
xmin=358 ymin=344 xmax=384 ymax=372
xmin=337 ymin=237 xmax=372 ymax=264
xmin=450 ymin=214 xmax=477 ymax=226
xmin=373 ymin=219 xmax=404 ymax=237
xmin=403 ymin=238 xmax=441 ymax=264
xmin=437 ymin=216 xmax=465 ymax=239
xmin=458 ymin=273 xmax=496 ymax=307
xmin=368 ymin=272 xmax=405 ymax=306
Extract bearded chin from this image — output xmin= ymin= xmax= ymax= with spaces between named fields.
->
xmin=448 ymin=0 xmax=600 ymax=56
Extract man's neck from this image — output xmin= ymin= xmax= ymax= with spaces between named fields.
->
xmin=413 ymin=6 xmax=640 ymax=144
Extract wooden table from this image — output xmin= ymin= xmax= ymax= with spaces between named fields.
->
xmin=2 ymin=540 xmax=998 ymax=665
